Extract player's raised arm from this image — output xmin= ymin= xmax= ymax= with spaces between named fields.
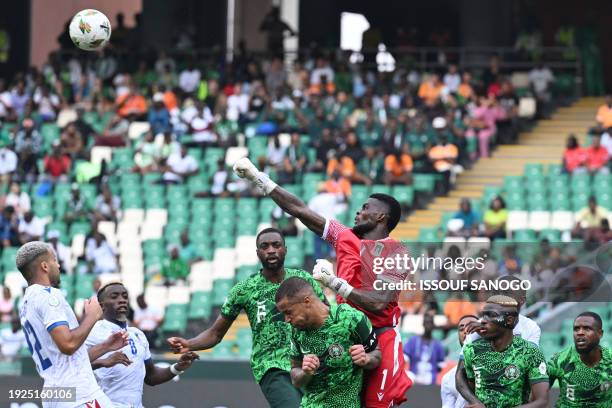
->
xmin=167 ymin=314 xmax=233 ymax=352
xmin=49 ymin=297 xmax=103 ymax=355
xmin=87 ymin=331 xmax=129 ymax=362
xmin=144 ymin=351 xmax=199 ymax=385
xmin=233 ymin=157 xmax=326 ymax=236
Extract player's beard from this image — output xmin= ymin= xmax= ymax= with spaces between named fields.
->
xmin=352 ymin=221 xmax=377 ymax=238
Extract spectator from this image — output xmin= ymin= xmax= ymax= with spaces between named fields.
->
xmin=583 ymin=133 xmax=609 ymax=174
xmin=601 ymin=130 xmax=612 ymax=157
xmin=465 ymin=95 xmax=500 ymax=158
xmin=358 ymin=147 xmax=384 ymax=184
xmin=74 ymin=151 xmax=103 ymax=184
xmin=265 ymin=57 xmax=286 ymax=96
xmin=70 ymin=108 xmax=96 ymax=146
xmin=271 ymin=207 xmax=298 ymax=237
xmin=161 ymin=145 xmax=199 ymax=184
xmin=63 ymin=184 xmax=89 ymax=224
xmin=585 ymin=218 xmax=612 ymax=246
xmin=449 ymin=198 xmax=481 ymax=238
xmin=308 ymin=187 xmax=347 ymax=260
xmin=47 ymin=229 xmax=72 ymax=274
xmin=418 ymin=73 xmax=444 ymax=108
xmin=310 ymin=58 xmax=335 ymax=88
xmin=573 ymin=196 xmax=608 ymax=238
xmin=185 ymin=99 xmax=216 ymax=145
xmin=209 ymin=159 xmax=229 ymax=197
xmin=148 ymin=93 xmax=171 ymax=135
xmin=178 ymin=59 xmax=201 ymax=95
xmin=32 ymin=84 xmax=61 ymax=122
xmin=443 ymin=64 xmax=461 ymax=93
xmin=86 ymin=231 xmax=118 ymax=274
xmin=595 ymin=94 xmax=612 ymax=131
xmin=483 ymin=196 xmax=508 ymax=240
xmin=323 ymin=170 xmax=352 ymax=198
xmin=161 ymin=245 xmax=189 ymax=286
xmin=10 ymin=80 xmax=29 ymax=117
xmin=496 ymin=81 xmax=520 ymax=144
xmin=428 ymin=134 xmax=459 ymax=195
xmin=226 ymin=83 xmax=249 ymax=121
xmin=384 ymin=143 xmax=413 ymax=185
xmin=0 ymin=287 xmax=13 ymax=323
xmin=60 ymin=122 xmax=85 ymax=158
xmin=482 ymin=56 xmax=501 ymax=91
xmin=115 ymin=84 xmax=147 ymax=120
xmin=0 ymin=317 xmax=26 ymax=360
xmin=178 ymin=230 xmax=202 ymax=266
xmin=498 ymin=246 xmax=522 ymax=276
xmin=259 ymin=6 xmax=296 ymax=55
xmin=133 ymin=131 xmax=160 ymax=174
xmin=279 ymin=132 xmax=307 ymax=184
xmin=43 ymin=141 xmax=72 ymax=180
xmin=97 ymin=113 xmax=129 ymax=147
xmin=0 ymin=136 xmax=18 ymax=183
xmin=18 ymin=211 xmax=46 ymax=243
xmin=528 ymin=62 xmax=554 ymax=118
xmin=0 ymin=206 xmax=19 ymax=247
xmin=266 ymin=134 xmax=286 ymax=167
xmin=154 ymin=51 xmax=176 ymax=77
xmin=14 ymin=118 xmax=42 ymax=180
xmin=457 ymin=72 xmax=474 ymax=102
xmin=133 ymin=294 xmax=163 ymax=348
xmin=311 ymin=128 xmax=337 ymax=171
xmin=0 ymin=79 xmax=16 ymax=122
xmin=94 ymin=185 xmax=121 ymax=222
xmin=3 ymin=182 xmax=30 ymax=216
xmin=562 ymin=134 xmax=587 ymax=174
xmin=403 ymin=312 xmax=446 ymax=385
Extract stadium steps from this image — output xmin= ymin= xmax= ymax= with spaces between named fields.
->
xmin=392 ymin=97 xmax=602 ymax=240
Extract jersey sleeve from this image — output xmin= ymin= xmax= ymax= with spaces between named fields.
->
xmin=440 ymin=370 xmax=458 ymax=408
xmin=524 ymin=319 xmax=541 ymax=345
xmin=527 ymin=346 xmax=549 ymax=385
xmin=290 ymin=331 xmax=302 ymax=362
xmin=84 ymin=323 xmax=107 ymax=349
xmin=322 ymin=219 xmax=349 ymax=249
xmin=37 ymin=291 xmax=70 ymax=332
xmin=219 ymin=283 xmax=243 ymax=320
xmin=546 ymin=352 xmax=561 ymax=386
xmin=462 ymin=343 xmax=475 ymax=381
xmin=350 ymin=311 xmax=377 ymax=353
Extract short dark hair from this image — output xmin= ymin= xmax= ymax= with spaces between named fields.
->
xmin=256 ymin=227 xmax=285 ymax=246
xmin=576 ymin=311 xmax=603 ymax=330
xmin=369 ymin=193 xmax=401 ymax=232
xmin=97 ymin=282 xmax=125 ymax=302
xmin=275 ymin=277 xmax=313 ymax=303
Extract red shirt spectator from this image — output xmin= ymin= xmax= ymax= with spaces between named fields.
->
xmin=562 ymin=135 xmax=586 ymax=173
xmin=44 ymin=145 xmax=72 ymax=178
xmin=584 ymin=134 xmax=609 ymax=171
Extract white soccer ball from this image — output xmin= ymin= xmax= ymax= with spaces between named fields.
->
xmin=69 ymin=9 xmax=112 ymax=51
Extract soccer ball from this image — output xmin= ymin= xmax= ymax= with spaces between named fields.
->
xmin=69 ymin=9 xmax=112 ymax=51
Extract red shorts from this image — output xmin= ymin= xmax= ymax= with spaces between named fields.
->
xmin=363 ymin=328 xmax=413 ymax=407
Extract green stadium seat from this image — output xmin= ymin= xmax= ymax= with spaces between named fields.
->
xmin=41 ymin=123 xmax=60 ymax=147
xmin=1 ymin=247 xmax=18 ymax=272
xmin=111 ymin=148 xmax=134 ymax=170
xmin=548 ymin=174 xmax=569 ymax=192
xmin=161 ymin=305 xmax=188 ymax=332
xmin=525 ymin=179 xmax=547 ymax=193
xmin=259 ymin=199 xmax=277 ymax=221
xmin=503 ymin=176 xmax=524 ymax=193
xmin=540 ymin=229 xmax=561 ymax=242
xmin=527 ymin=193 xmax=548 ymax=211
xmin=392 ymin=186 xmax=414 ymax=207
xmin=69 ymin=222 xmax=91 ymax=238
xmin=546 ymin=164 xmax=563 ymax=176
xmin=212 ymin=341 xmax=236 ymax=358
xmin=192 ymin=198 xmax=213 ymax=214
xmin=490 ymin=239 xmax=513 ymax=260
xmin=188 ymin=291 xmax=212 ymax=319
xmin=513 ymin=229 xmax=537 ymax=243
xmin=167 ymin=185 xmax=188 ymax=202
xmin=571 ymin=175 xmax=591 ymax=193
xmin=213 ymin=198 xmax=235 ymax=213
xmin=524 ymin=163 xmax=544 ymax=179
xmin=371 ymin=184 xmax=391 ymax=196
xmin=351 ymin=185 xmax=371 ymax=203
xmin=75 ymin=274 xmax=97 ymax=299
xmin=236 ymin=265 xmax=258 ymax=281
xmin=187 ymin=176 xmax=209 ymax=195
xmin=505 ymin=192 xmax=526 ymax=211
xmin=418 ymin=227 xmax=439 ymax=242
xmin=143 ymin=239 xmax=165 ymax=255
xmin=142 ymin=173 xmax=162 ymax=185
xmin=283 ymin=184 xmax=303 ymax=197
xmin=212 ymin=279 xmax=234 ymax=306
xmin=482 ymin=186 xmax=502 ymax=206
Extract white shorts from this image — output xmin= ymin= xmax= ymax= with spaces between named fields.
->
xmin=43 ymin=389 xmax=114 ymax=408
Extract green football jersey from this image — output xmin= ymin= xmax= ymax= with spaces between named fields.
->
xmin=548 ymin=345 xmax=612 ymax=407
xmin=290 ymin=303 xmax=376 ymax=408
xmin=220 ymin=268 xmax=326 ymax=383
xmin=463 ymin=335 xmax=549 ymax=408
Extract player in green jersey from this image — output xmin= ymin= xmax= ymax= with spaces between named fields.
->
xmin=275 ymin=276 xmax=381 ymax=408
xmin=548 ymin=311 xmax=612 ymax=407
xmin=462 ymin=295 xmax=549 ymax=408
xmin=167 ymin=228 xmax=326 ymax=408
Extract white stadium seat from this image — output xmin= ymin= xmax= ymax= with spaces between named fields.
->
xmin=128 ymin=121 xmax=150 ymax=140
xmin=4 ymin=272 xmax=27 ymax=298
xmin=167 ymin=286 xmax=191 ymax=304
xmin=528 ymin=211 xmax=551 ymax=231
xmin=123 ymin=209 xmax=145 ymax=225
xmin=145 ymin=286 xmax=169 ymax=311
xmin=91 ymin=146 xmax=113 ymax=166
xmin=98 ymin=273 xmax=122 ymax=287
xmin=551 ymin=211 xmax=575 ymax=231
xmin=506 ymin=211 xmax=529 ymax=232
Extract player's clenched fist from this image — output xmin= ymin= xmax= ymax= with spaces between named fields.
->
xmin=302 ymin=354 xmax=320 ymax=375
xmin=232 ymin=157 xmax=259 ymax=181
xmin=349 ymin=344 xmax=368 ymax=367
xmin=312 ymin=259 xmax=335 ymax=286
xmin=167 ymin=337 xmax=190 ymax=354
xmin=84 ymin=296 xmax=103 ymax=320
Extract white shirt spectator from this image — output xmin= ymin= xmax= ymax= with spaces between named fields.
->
xmin=86 ymin=238 xmax=118 ymax=274
xmin=441 ymin=365 xmax=466 ymax=408
xmin=4 ymin=191 xmax=31 ymax=215
xmin=18 ymin=216 xmax=46 ymax=239
xmin=0 ymin=327 xmax=26 ymax=357
xmin=444 ymin=72 xmax=461 ymax=93
xmin=601 ymin=131 xmax=612 ymax=156
xmin=0 ymin=90 xmax=13 ymax=118
xmin=308 ymin=192 xmax=347 ymax=220
xmin=133 ymin=306 xmax=163 ymax=332
xmin=227 ymin=92 xmax=249 ymax=121
xmin=179 ymin=68 xmax=201 ymax=93
xmin=528 ymin=67 xmax=554 ymax=97
xmin=95 ymin=195 xmax=121 ymax=220
xmin=33 ymin=92 xmax=61 ymax=120
xmin=163 ymin=152 xmax=199 ymax=183
xmin=267 ymin=143 xmax=287 ymax=166
xmin=211 ymin=169 xmax=228 ymax=195
xmin=310 ymin=65 xmax=335 ymax=85
xmin=0 ymin=148 xmax=18 ymax=175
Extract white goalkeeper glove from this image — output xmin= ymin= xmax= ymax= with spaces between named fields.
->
xmin=313 ymin=259 xmax=353 ymax=299
xmin=232 ymin=157 xmax=277 ymax=195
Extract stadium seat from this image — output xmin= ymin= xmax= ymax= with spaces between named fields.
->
xmin=188 ymin=291 xmax=213 ymax=319
xmin=161 ymin=304 xmax=188 ymax=332
xmin=392 ymin=186 xmax=415 ymax=207
xmin=506 ymin=211 xmax=529 ymax=232
xmin=550 ymin=211 xmax=574 ymax=231
xmin=524 ymin=163 xmax=544 ymax=179
xmin=212 ymin=279 xmax=234 ymax=306
xmin=412 ymin=174 xmax=436 ymax=194
xmin=503 ymin=176 xmax=524 ymax=193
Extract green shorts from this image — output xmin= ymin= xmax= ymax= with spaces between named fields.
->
xmin=259 ymin=368 xmax=302 ymax=408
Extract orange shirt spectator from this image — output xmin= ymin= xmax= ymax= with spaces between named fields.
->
xmin=327 ymin=156 xmax=357 ymax=178
xmin=163 ymin=90 xmax=178 ymax=111
xmin=116 ymin=92 xmax=147 ymax=118
xmin=429 ymin=143 xmax=459 ymax=171
xmin=596 ymin=98 xmax=612 ymax=129
xmin=418 ymin=75 xmax=444 ymax=106
xmin=324 ymin=176 xmax=351 ymax=197
xmin=458 ymin=72 xmax=474 ymax=100
xmin=384 ymin=153 xmax=413 ymax=176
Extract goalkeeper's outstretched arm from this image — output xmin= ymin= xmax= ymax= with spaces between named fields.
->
xmin=234 ymin=157 xmax=326 ymax=236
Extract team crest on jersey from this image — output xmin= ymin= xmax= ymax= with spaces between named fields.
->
xmin=328 ymin=343 xmax=344 ymax=359
xmin=601 ymin=381 xmax=611 ymax=392
xmin=538 ymin=362 xmax=547 ymax=375
xmin=373 ymin=242 xmax=385 ymax=257
xmin=504 ymin=364 xmax=520 ymax=380
xmin=48 ymin=295 xmax=60 ymax=307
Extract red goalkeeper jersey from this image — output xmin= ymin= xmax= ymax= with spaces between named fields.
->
xmin=322 ymin=219 xmax=408 ymax=329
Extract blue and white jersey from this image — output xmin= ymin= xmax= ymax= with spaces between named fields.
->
xmin=86 ymin=320 xmax=151 ymax=408
xmin=19 ymin=284 xmax=101 ymax=405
